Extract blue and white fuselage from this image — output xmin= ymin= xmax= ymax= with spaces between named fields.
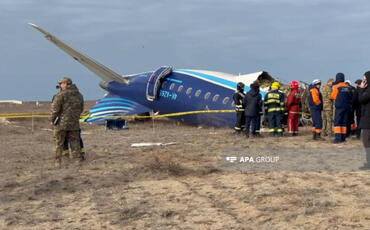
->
xmin=91 ymin=69 xmax=270 ymax=127
xmin=29 ymin=23 xmax=272 ymax=127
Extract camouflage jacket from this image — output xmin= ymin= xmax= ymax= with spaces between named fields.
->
xmin=51 ymin=84 xmax=84 ymax=130
xmin=321 ymin=83 xmax=333 ymax=111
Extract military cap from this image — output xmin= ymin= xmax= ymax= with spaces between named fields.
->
xmin=58 ymin=77 xmax=72 ymax=85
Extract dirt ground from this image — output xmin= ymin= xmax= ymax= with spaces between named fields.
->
xmin=0 ymin=102 xmax=369 ymax=230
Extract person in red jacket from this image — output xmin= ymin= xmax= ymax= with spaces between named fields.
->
xmin=286 ymin=81 xmax=302 ymax=136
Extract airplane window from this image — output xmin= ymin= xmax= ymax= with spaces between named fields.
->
xmin=161 ymin=81 xmax=167 ymax=88
xmin=213 ymin=94 xmax=219 ymax=102
xmin=169 ymin=83 xmax=175 ymax=91
xmin=186 ymin=87 xmax=192 ymax=95
xmin=195 ymin=89 xmax=201 ymax=97
xmin=178 ymin=85 xmax=184 ymax=92
xmin=204 ymin=92 xmax=211 ymax=100
xmin=223 ymin=97 xmax=230 ymax=104
xmin=231 ymin=101 xmax=235 ymax=107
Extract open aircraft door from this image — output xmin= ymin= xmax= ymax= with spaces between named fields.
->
xmin=146 ymin=66 xmax=172 ymax=101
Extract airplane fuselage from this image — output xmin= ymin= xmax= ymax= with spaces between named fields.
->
xmin=101 ymin=69 xmax=266 ymax=127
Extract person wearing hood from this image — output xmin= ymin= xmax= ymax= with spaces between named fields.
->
xmin=331 ymin=73 xmax=352 ymax=143
xmin=51 ymin=77 xmax=84 ymax=167
xmin=264 ymin=81 xmax=285 ymax=136
xmin=358 ymin=71 xmax=370 ymax=169
xmin=308 ymin=79 xmax=323 ymax=140
xmin=286 ymin=81 xmax=301 ymax=136
xmin=233 ymin=82 xmax=246 ymax=134
xmin=243 ymin=83 xmax=262 ymax=138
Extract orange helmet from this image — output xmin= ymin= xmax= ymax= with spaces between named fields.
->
xmin=291 ymin=81 xmax=299 ymax=89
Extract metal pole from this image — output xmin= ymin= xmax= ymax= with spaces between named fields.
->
xmin=152 ymin=110 xmax=155 ymax=133
xmin=31 ymin=111 xmax=34 ymax=134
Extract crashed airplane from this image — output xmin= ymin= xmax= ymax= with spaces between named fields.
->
xmin=29 ymin=23 xmax=307 ymax=127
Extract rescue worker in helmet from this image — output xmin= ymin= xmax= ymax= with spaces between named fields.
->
xmin=308 ymin=79 xmax=323 ymax=140
xmin=264 ymin=81 xmax=285 ymax=136
xmin=286 ymin=81 xmax=301 ymax=136
xmin=233 ymin=82 xmax=246 ymax=134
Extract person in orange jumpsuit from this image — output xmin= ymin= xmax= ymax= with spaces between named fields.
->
xmin=286 ymin=81 xmax=301 ymax=136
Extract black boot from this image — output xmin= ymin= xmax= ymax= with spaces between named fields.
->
xmin=312 ymin=132 xmax=317 ymax=140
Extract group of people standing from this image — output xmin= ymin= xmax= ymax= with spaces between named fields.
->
xmin=233 ymin=71 xmax=370 ymax=168
xmin=233 ymin=80 xmax=300 ymax=137
xmin=308 ymin=72 xmax=366 ymax=144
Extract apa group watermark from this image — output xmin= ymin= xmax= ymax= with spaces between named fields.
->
xmin=221 ymin=146 xmax=366 ymax=172
xmin=225 ymin=155 xmax=280 ymax=164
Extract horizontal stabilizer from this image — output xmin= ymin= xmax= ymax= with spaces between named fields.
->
xmin=28 ymin=23 xmax=129 ymax=85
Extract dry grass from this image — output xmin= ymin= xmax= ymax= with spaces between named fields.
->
xmin=0 ymin=102 xmax=369 ymax=229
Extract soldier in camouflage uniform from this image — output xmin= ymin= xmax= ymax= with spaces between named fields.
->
xmin=51 ymin=77 xmax=84 ymax=167
xmin=322 ymin=78 xmax=334 ymax=136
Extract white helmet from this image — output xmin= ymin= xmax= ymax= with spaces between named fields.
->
xmin=345 ymin=80 xmax=351 ymax=85
xmin=312 ymin=79 xmax=321 ymax=85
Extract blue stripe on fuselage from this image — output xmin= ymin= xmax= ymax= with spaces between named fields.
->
xmin=90 ymin=106 xmax=133 ymax=113
xmin=177 ymin=69 xmax=238 ymax=90
xmin=99 ymin=97 xmax=136 ymax=104
xmin=176 ymin=69 xmax=266 ymax=97
xmin=92 ymin=102 xmax=134 ymax=109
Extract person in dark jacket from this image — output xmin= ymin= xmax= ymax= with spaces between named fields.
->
xmin=308 ymin=79 xmax=323 ymax=140
xmin=345 ymin=80 xmax=357 ymax=137
xmin=358 ymin=71 xmax=370 ymax=169
xmin=331 ymin=73 xmax=352 ymax=143
xmin=243 ymin=83 xmax=262 ymax=138
xmin=355 ymin=79 xmax=363 ymax=139
xmin=233 ymin=82 xmax=246 ymax=134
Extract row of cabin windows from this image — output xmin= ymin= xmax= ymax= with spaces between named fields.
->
xmin=162 ymin=81 xmax=233 ymax=105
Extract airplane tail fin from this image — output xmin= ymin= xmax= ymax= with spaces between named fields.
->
xmin=28 ymin=23 xmax=129 ymax=85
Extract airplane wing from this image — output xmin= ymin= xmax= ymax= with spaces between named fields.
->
xmin=28 ymin=23 xmax=129 ymax=85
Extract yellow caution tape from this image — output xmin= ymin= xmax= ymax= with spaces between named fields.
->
xmin=0 ymin=112 xmax=50 ymax=116
xmin=0 ymin=115 xmax=50 ymax=119
xmin=94 ymin=110 xmax=235 ymax=120
xmin=0 ymin=110 xmax=312 ymax=120
xmin=0 ymin=110 xmax=236 ymax=120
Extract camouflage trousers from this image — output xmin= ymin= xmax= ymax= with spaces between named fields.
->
xmin=322 ymin=110 xmax=333 ymax=136
xmin=54 ymin=129 xmax=81 ymax=165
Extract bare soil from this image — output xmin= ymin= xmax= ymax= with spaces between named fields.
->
xmin=0 ymin=102 xmax=369 ymax=230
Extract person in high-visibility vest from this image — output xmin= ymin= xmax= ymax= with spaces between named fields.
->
xmin=233 ymin=82 xmax=246 ymax=134
xmin=264 ymin=82 xmax=285 ymax=136
xmin=331 ymin=73 xmax=352 ymax=143
xmin=308 ymin=79 xmax=323 ymax=140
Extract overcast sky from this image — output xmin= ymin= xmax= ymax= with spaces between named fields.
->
xmin=1 ymin=0 xmax=370 ymax=101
